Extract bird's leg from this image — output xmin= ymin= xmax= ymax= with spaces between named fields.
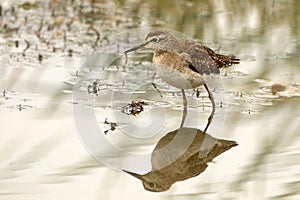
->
xmin=151 ymin=72 xmax=157 ymax=79
xmin=151 ymin=83 xmax=163 ymax=98
xmin=203 ymin=84 xmax=215 ymax=132
xmin=151 ymin=73 xmax=163 ymax=97
xmin=180 ymin=89 xmax=188 ymax=128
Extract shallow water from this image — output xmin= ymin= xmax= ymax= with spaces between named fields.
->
xmin=0 ymin=0 xmax=299 ymax=199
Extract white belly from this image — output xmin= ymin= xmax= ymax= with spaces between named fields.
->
xmin=153 ymin=63 xmax=205 ymax=89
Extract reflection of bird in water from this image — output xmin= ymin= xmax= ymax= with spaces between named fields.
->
xmin=123 ymin=128 xmax=237 ymax=192
xmin=125 ymin=29 xmax=239 ymax=128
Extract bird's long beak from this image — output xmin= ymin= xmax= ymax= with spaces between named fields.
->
xmin=124 ymin=41 xmax=149 ymax=54
xmin=122 ymin=169 xmax=144 ymax=180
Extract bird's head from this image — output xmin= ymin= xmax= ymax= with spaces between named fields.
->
xmin=124 ymin=29 xmax=179 ymax=54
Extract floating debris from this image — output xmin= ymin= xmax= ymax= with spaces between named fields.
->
xmin=87 ymin=26 xmax=100 ymax=48
xmin=194 ymin=88 xmax=201 ymax=98
xmin=104 ymin=118 xmax=118 ymax=135
xmin=38 ymin=54 xmax=43 ymax=63
xmin=15 ymin=40 xmax=19 ymax=48
xmin=22 ymin=39 xmax=30 ymax=56
xmin=121 ymin=101 xmax=146 ymax=116
xmin=259 ymin=82 xmax=300 ymax=97
xmin=87 ymin=79 xmax=101 ymax=95
xmin=241 ymin=109 xmax=259 ymax=115
xmin=68 ymin=49 xmax=73 ymax=57
xmin=271 ymin=83 xmax=287 ymax=95
xmin=7 ymin=104 xmax=34 ymax=111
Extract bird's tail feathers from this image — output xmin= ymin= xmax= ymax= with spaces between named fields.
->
xmin=215 ymin=53 xmax=240 ymax=67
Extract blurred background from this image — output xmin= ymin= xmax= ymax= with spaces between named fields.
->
xmin=0 ymin=0 xmax=299 ymax=199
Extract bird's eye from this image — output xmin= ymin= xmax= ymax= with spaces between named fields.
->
xmin=148 ymin=182 xmax=155 ymax=188
xmin=151 ymin=37 xmax=159 ymax=43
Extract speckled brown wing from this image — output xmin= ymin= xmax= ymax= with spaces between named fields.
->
xmin=179 ymin=40 xmax=239 ymax=75
xmin=179 ymin=40 xmax=220 ymax=75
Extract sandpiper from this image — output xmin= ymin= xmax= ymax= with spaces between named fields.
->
xmin=125 ymin=29 xmax=239 ymax=129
